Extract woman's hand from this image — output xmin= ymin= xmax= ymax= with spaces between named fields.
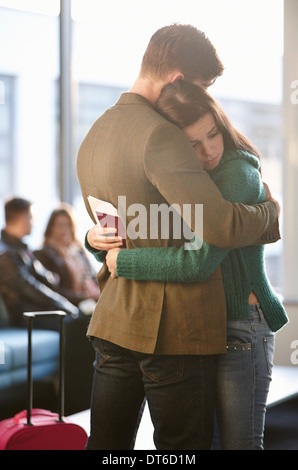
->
xmin=106 ymin=248 xmax=121 ymax=279
xmin=87 ymin=225 xmax=124 ymax=251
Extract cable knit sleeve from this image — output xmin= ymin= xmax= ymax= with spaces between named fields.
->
xmin=117 ymin=243 xmax=227 ymax=282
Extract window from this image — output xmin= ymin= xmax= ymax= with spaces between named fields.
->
xmin=0 ymin=75 xmax=15 ymax=199
xmin=0 ymin=3 xmax=59 ymax=246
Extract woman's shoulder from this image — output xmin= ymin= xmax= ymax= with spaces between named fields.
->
xmin=33 ymin=244 xmax=63 ymax=270
xmin=34 ymin=244 xmax=57 ymax=257
xmin=219 ymin=149 xmax=261 ymax=172
xmin=210 ymin=149 xmax=265 ymax=204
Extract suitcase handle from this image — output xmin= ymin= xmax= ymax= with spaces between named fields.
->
xmin=23 ymin=311 xmax=67 ymax=426
xmin=13 ymin=409 xmax=55 ymax=424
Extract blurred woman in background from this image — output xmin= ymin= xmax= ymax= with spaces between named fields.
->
xmin=34 ymin=204 xmax=100 ymax=312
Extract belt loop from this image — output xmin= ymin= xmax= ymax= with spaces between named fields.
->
xmin=256 ymin=304 xmax=264 ymax=323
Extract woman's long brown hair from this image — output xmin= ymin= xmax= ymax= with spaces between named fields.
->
xmin=155 ymin=80 xmax=261 ymax=162
xmin=43 ymin=204 xmax=76 ymax=245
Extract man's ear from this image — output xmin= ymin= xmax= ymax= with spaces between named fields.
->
xmin=168 ymin=71 xmax=184 ymax=83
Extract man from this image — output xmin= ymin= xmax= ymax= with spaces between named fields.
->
xmin=77 ymin=24 xmax=280 ymax=450
xmin=0 ymin=197 xmax=79 ymax=328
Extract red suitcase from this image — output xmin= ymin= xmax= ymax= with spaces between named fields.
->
xmin=0 ymin=311 xmax=88 ymax=450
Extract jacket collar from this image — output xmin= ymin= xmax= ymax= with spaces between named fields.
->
xmin=116 ymin=92 xmax=154 ymax=109
xmin=0 ymin=229 xmax=28 ymax=251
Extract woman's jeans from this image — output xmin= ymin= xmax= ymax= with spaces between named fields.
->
xmin=86 ymin=338 xmax=216 ymax=450
xmin=215 ymin=304 xmax=275 ymax=450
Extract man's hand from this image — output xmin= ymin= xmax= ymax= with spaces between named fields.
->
xmin=87 ymin=225 xmax=123 ymax=251
xmin=263 ymin=182 xmax=281 ymax=218
xmin=106 ymin=248 xmax=121 ymax=279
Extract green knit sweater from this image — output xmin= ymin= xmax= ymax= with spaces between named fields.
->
xmin=86 ymin=149 xmax=288 ymax=333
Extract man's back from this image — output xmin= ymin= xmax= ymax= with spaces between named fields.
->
xmin=78 ymin=93 xmax=171 ymax=221
xmin=77 ymin=92 xmax=227 ymax=355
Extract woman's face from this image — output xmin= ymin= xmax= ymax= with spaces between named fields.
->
xmin=50 ymin=214 xmax=73 ymax=245
xmin=183 ymin=112 xmax=224 ymax=171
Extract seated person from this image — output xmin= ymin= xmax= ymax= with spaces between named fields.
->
xmin=34 ymin=204 xmax=100 ymax=314
xmin=0 ymin=197 xmax=79 ymax=328
xmin=0 ymin=197 xmax=95 ymax=412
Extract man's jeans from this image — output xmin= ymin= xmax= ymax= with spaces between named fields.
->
xmin=86 ymin=338 xmax=216 ymax=450
xmin=215 ymin=304 xmax=275 ymax=450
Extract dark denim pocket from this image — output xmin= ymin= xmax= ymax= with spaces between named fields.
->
xmin=92 ymin=337 xmax=112 ymax=369
xmin=140 ymin=355 xmax=184 ymax=384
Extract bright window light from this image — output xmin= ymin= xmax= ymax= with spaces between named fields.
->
xmin=71 ymin=0 xmax=283 ymax=103
xmin=0 ymin=0 xmax=60 ymax=16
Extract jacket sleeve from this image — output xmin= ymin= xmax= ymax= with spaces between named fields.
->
xmin=144 ymin=122 xmax=280 ymax=249
xmin=0 ymin=251 xmax=79 ymax=316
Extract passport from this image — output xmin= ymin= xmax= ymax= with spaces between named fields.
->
xmin=87 ymin=196 xmax=126 ymax=246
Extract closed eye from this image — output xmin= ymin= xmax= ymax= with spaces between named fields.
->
xmin=210 ymin=131 xmax=219 ymax=138
xmin=209 ymin=126 xmax=219 ymax=138
xmin=191 ymin=140 xmax=200 ymax=148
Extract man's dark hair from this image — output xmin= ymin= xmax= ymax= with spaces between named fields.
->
xmin=4 ymin=197 xmax=32 ymax=224
xmin=141 ymin=23 xmax=224 ymax=83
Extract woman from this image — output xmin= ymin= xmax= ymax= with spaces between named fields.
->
xmin=86 ymin=81 xmax=288 ymax=450
xmin=34 ymin=204 xmax=100 ymax=312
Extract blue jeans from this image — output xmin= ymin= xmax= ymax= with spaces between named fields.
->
xmin=86 ymin=338 xmax=216 ymax=450
xmin=215 ymin=304 xmax=275 ymax=450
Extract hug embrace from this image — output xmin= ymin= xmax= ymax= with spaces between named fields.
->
xmin=77 ymin=23 xmax=288 ymax=450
